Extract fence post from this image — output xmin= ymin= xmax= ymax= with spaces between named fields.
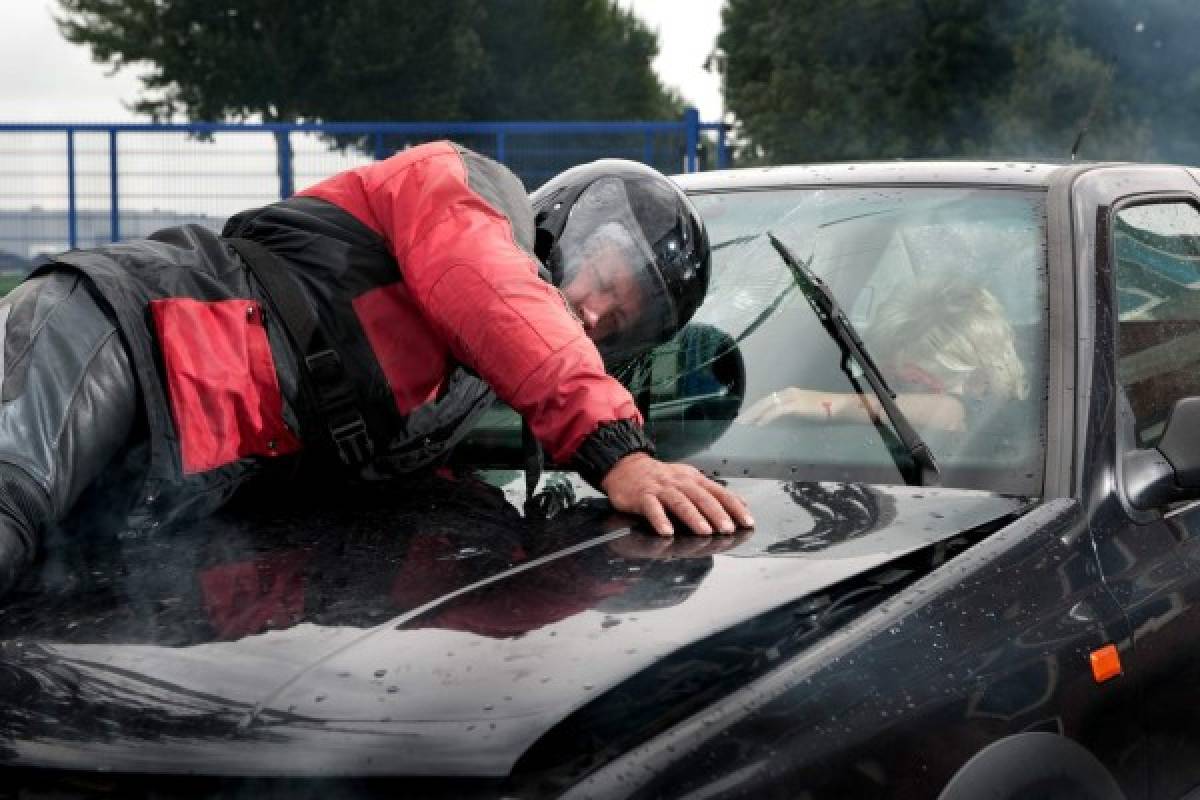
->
xmin=66 ymin=128 xmax=77 ymax=250
xmin=108 ymin=129 xmax=120 ymax=242
xmin=717 ymin=123 xmax=731 ymax=169
xmin=373 ymin=132 xmax=386 ymax=161
xmin=496 ymin=130 xmax=506 ymax=164
xmin=275 ymin=128 xmax=294 ymax=199
xmin=684 ymin=107 xmax=700 ymax=173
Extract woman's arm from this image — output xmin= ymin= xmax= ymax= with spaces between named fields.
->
xmin=744 ymin=388 xmax=967 ymax=432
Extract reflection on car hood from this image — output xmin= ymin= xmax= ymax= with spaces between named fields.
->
xmin=0 ymin=474 xmax=1029 ymax=778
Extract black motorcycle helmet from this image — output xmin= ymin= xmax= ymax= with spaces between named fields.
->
xmin=531 ymin=159 xmax=711 ymax=369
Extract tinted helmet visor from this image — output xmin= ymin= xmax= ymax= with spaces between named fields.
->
xmin=557 ymin=177 xmax=681 ymax=367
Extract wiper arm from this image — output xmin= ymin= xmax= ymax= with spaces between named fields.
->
xmin=767 ymin=232 xmax=941 ymax=487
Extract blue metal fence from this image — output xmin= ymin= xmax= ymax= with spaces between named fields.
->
xmin=0 ymin=110 xmax=728 ymax=267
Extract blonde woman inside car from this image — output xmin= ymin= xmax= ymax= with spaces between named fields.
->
xmin=744 ymin=279 xmax=1028 ymax=433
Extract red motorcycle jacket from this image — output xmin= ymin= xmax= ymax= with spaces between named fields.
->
xmin=291 ymin=141 xmax=646 ymax=466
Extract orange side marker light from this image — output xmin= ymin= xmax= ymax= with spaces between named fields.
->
xmin=1090 ymin=644 xmax=1122 ymax=683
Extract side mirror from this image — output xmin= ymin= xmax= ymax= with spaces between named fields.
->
xmin=1124 ymin=397 xmax=1200 ymax=510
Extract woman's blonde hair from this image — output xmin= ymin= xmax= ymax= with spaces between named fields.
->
xmin=870 ymin=278 xmax=1028 ymax=400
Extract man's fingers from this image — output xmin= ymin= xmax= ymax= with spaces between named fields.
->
xmin=658 ymin=487 xmax=716 ymax=536
xmin=700 ymin=476 xmax=755 ymax=528
xmin=602 ymin=453 xmax=756 ymax=537
xmin=639 ymin=494 xmax=675 ymax=537
xmin=680 ymin=480 xmax=736 ymax=534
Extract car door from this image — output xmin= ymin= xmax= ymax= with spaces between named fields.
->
xmin=1085 ymin=178 xmax=1200 ymax=800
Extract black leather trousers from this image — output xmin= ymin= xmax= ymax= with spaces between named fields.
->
xmin=0 ymin=272 xmax=137 ymax=598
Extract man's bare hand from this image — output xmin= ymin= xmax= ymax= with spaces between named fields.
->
xmin=601 ymin=453 xmax=755 ymax=536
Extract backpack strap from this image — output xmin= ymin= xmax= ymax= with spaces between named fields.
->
xmin=227 ymin=237 xmax=374 ymax=468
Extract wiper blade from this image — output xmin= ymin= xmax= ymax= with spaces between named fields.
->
xmin=767 ymin=232 xmax=941 ymax=487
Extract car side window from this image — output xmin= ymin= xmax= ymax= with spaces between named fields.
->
xmin=1113 ymin=200 xmax=1200 ymax=447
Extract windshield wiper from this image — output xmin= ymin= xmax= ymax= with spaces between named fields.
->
xmin=767 ymin=232 xmax=941 ymax=487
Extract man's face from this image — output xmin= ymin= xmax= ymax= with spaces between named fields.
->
xmin=561 ymin=239 xmax=645 ymax=344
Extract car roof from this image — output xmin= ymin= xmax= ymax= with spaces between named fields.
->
xmin=672 ymin=160 xmax=1078 ymax=191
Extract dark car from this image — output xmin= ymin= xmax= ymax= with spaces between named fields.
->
xmin=4 ymin=161 xmax=1200 ymax=799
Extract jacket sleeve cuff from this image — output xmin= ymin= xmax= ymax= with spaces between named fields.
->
xmin=571 ymin=419 xmax=656 ymax=490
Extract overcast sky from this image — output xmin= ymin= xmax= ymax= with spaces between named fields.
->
xmin=0 ymin=1 xmax=725 ymax=123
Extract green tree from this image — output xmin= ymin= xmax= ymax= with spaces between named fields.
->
xmin=55 ymin=0 xmax=680 ymax=123
xmin=718 ymin=0 xmax=1200 ymax=164
xmin=469 ymin=0 xmax=682 ymax=120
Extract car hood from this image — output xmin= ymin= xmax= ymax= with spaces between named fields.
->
xmin=0 ymin=474 xmax=1029 ymax=778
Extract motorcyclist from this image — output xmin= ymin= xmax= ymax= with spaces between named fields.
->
xmin=0 ymin=141 xmax=752 ymax=599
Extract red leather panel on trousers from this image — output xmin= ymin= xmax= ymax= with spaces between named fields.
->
xmin=150 ymin=298 xmax=301 ymax=474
